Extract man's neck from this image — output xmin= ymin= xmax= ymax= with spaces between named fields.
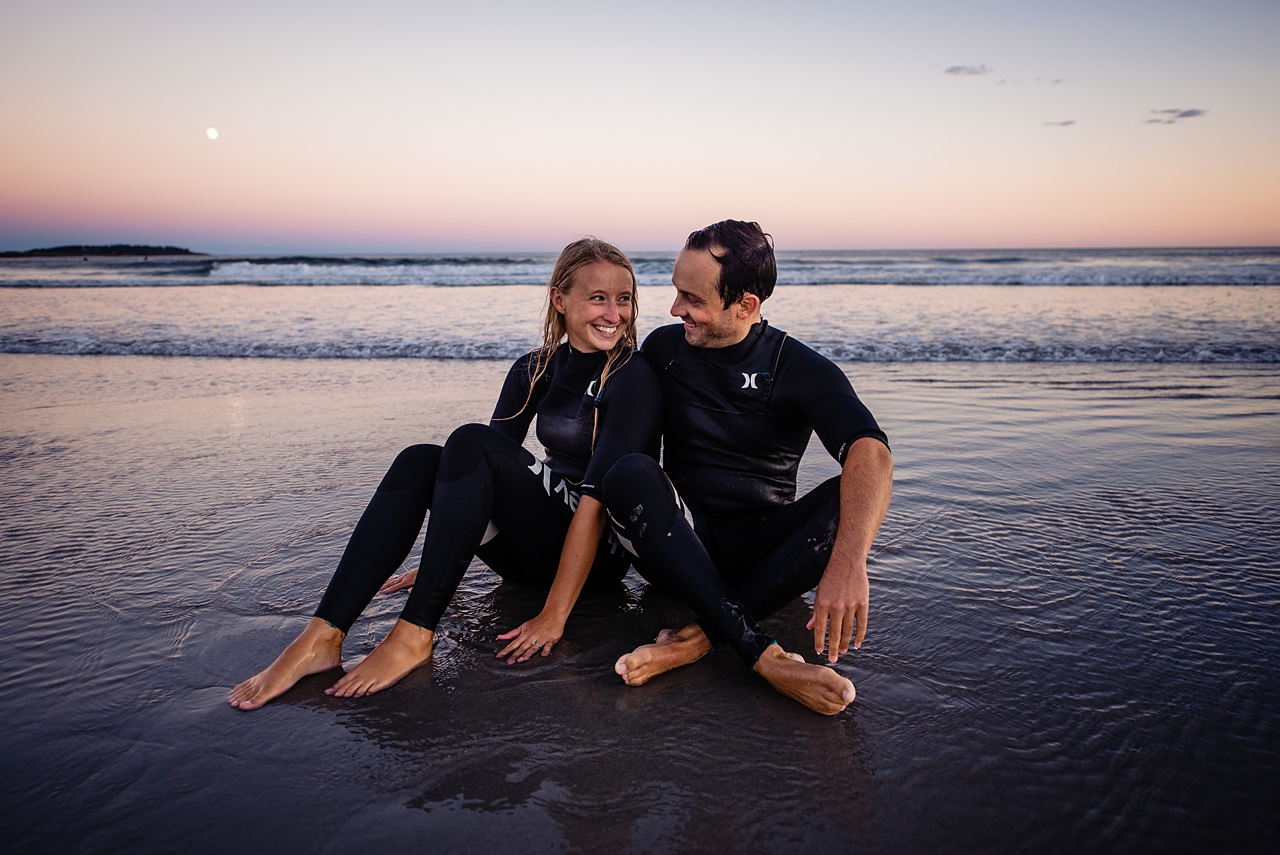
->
xmin=702 ymin=313 xmax=762 ymax=350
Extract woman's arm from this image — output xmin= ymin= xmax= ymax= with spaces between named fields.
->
xmin=495 ymin=355 xmax=660 ymax=662
xmin=495 ymin=494 xmax=606 ymax=663
xmin=489 ymin=351 xmax=546 ymax=442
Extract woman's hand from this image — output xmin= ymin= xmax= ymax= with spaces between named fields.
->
xmin=378 ymin=569 xmax=417 ymax=595
xmin=496 ymin=612 xmax=565 ymax=664
xmin=495 ymin=495 xmax=604 ymax=665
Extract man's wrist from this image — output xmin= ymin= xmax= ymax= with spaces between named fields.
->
xmin=823 ymin=552 xmax=868 ymax=580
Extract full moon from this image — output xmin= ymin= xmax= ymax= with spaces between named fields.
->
xmin=206 ymin=127 xmax=218 ymax=140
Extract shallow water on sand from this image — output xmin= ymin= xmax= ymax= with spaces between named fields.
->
xmin=1 ymin=354 xmax=1277 ymax=853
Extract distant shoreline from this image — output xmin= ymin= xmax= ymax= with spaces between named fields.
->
xmin=0 ymin=244 xmax=206 ymax=258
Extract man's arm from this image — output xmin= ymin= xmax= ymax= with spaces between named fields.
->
xmin=807 ymin=436 xmax=893 ymax=662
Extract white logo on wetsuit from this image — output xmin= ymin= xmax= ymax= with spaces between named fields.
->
xmin=586 ymin=380 xmax=598 ymax=396
xmin=527 ymin=455 xmax=579 ymax=511
xmin=741 ymin=373 xmax=760 ymax=389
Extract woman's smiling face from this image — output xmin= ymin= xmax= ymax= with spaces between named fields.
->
xmin=551 ymin=261 xmax=634 ymax=353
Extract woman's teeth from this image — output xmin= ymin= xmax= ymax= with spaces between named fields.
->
xmin=593 ymin=325 xmax=617 ymax=335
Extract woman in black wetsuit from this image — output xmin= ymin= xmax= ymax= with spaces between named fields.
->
xmin=230 ymin=238 xmax=660 ymax=710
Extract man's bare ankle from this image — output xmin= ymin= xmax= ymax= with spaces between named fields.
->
xmin=753 ymin=643 xmax=788 ymax=673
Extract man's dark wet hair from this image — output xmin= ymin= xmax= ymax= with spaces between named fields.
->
xmin=684 ymin=220 xmax=777 ymax=309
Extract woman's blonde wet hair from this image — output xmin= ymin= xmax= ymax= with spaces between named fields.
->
xmin=501 ymin=237 xmax=639 ymax=453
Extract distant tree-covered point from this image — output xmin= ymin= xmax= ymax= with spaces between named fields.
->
xmin=0 ymin=244 xmax=206 ymax=258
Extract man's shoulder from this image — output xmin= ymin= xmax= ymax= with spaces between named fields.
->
xmin=776 ymin=334 xmax=853 ymax=392
xmin=640 ymin=324 xmax=685 ymax=364
xmin=778 ymin=333 xmax=830 ymax=366
xmin=642 ymin=323 xmax=685 ymax=349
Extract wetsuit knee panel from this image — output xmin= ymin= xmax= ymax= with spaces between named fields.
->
xmin=802 ymin=476 xmax=843 ymax=558
xmin=601 ymin=453 xmax=663 ymax=504
xmin=438 ymin=423 xmax=517 ymax=482
xmin=603 ymin=453 xmax=685 ymax=542
xmin=378 ymin=444 xmax=443 ymax=492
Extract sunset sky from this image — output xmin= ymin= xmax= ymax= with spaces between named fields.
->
xmin=2 ymin=0 xmax=1277 ymax=253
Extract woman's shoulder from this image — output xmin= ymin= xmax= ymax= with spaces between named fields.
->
xmin=505 ymin=347 xmax=557 ymax=385
xmin=604 ymin=347 xmax=660 ymax=395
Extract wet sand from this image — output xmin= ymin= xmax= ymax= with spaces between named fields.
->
xmin=1 ymin=353 xmax=1277 ymax=853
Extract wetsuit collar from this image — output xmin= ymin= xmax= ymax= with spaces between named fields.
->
xmin=562 ymin=341 xmax=609 ymax=362
xmin=686 ymin=320 xmax=770 ymax=362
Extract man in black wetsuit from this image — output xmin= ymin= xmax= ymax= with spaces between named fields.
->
xmin=602 ymin=220 xmax=893 ymax=715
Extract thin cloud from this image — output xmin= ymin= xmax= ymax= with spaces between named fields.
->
xmin=1044 ymin=120 xmax=1076 ymax=127
xmin=945 ymin=64 xmax=992 ymax=76
xmin=999 ymin=75 xmax=1066 ymax=86
xmin=1146 ymin=108 xmax=1208 ymax=124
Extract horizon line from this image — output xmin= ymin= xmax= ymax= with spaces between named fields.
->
xmin=4 ymin=243 xmax=1278 ymax=257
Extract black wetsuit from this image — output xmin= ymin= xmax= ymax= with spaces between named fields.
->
xmin=314 ymin=344 xmax=660 ymax=633
xmin=602 ymin=321 xmax=888 ymax=664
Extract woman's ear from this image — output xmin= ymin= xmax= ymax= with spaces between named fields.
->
xmin=550 ymin=287 xmax=567 ymax=315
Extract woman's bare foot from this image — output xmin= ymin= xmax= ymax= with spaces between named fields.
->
xmin=325 ymin=619 xmax=434 ymax=698
xmin=614 ymin=624 xmax=712 ymax=686
xmin=753 ymin=643 xmax=856 ymax=715
xmin=229 ymin=617 xmax=345 ymax=711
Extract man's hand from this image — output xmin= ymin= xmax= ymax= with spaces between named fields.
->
xmin=806 ymin=437 xmax=892 ymax=662
xmin=807 ymin=561 xmax=869 ymax=662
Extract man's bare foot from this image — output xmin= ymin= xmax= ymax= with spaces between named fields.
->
xmin=325 ymin=619 xmax=434 ymax=698
xmin=229 ymin=617 xmax=345 ymax=711
xmin=753 ymin=643 xmax=856 ymax=715
xmin=614 ymin=624 xmax=712 ymax=686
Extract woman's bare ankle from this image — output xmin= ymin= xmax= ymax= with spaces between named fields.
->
xmin=301 ymin=616 xmax=345 ymax=645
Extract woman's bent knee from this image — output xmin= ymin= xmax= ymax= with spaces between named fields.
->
xmin=439 ymin=423 xmax=513 ymax=481
xmin=602 ymin=453 xmax=663 ymax=506
xmin=378 ymin=444 xmax=442 ymax=492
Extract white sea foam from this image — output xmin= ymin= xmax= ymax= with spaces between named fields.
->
xmin=3 ymin=247 xmax=1279 ymax=288
xmin=1 ymin=282 xmax=1277 ymax=363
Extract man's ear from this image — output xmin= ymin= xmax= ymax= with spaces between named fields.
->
xmin=736 ymin=292 xmax=761 ymax=319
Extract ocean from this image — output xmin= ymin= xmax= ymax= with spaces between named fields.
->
xmin=1 ymin=248 xmax=1277 ymax=852
xmin=3 ymin=248 xmax=1279 ymax=363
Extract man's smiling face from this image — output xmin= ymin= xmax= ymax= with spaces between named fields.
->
xmin=670 ymin=247 xmax=751 ymax=349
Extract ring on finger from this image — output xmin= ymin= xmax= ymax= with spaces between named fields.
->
xmin=530 ymin=642 xmax=543 ymax=649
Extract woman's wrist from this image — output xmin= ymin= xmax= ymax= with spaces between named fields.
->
xmin=537 ymin=600 xmax=572 ymax=625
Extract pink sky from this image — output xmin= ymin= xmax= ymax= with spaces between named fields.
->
xmin=2 ymin=0 xmax=1278 ymax=253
